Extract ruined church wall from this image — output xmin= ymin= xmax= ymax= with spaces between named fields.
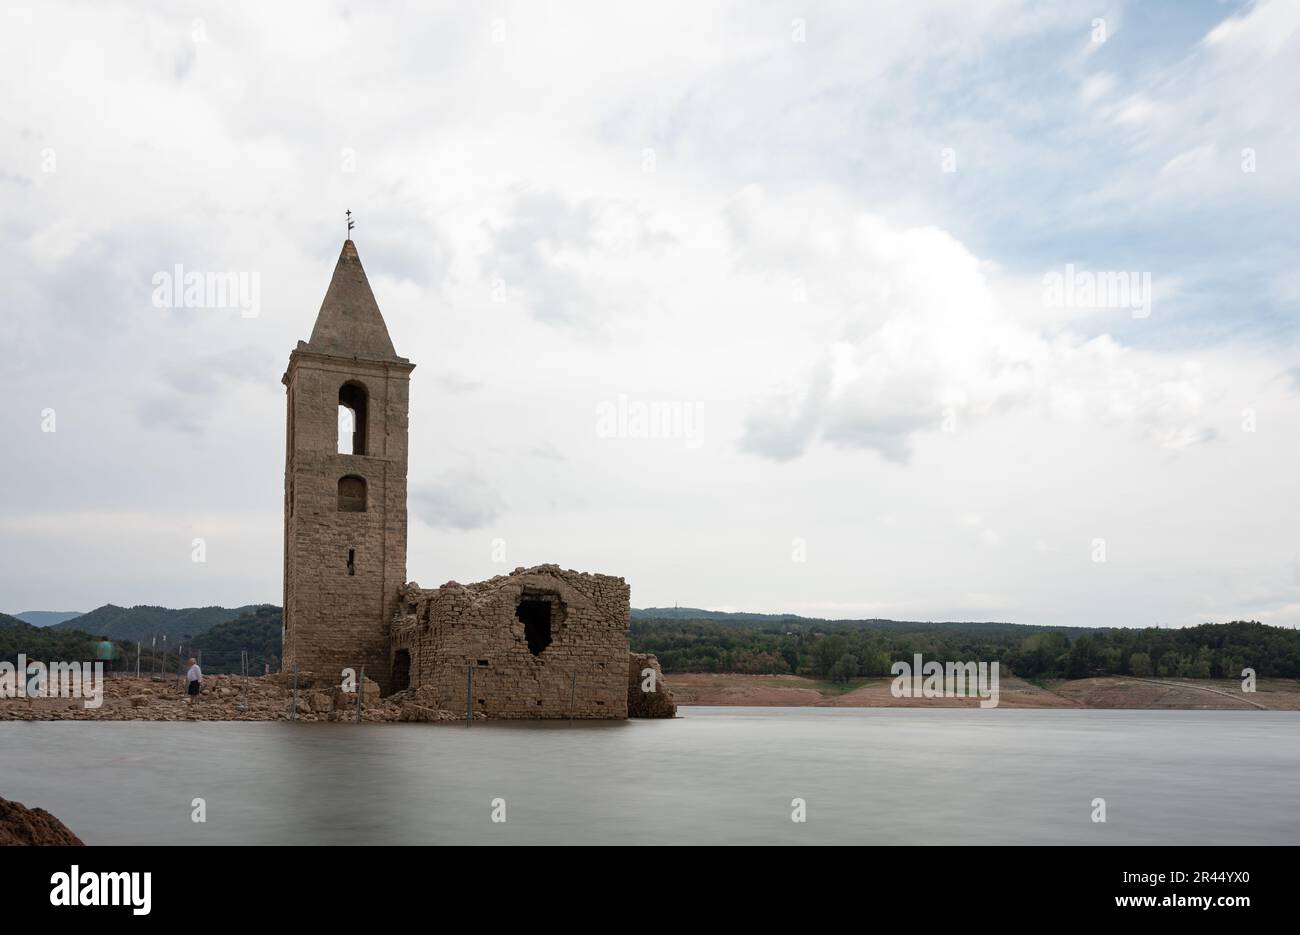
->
xmin=392 ymin=566 xmax=630 ymax=718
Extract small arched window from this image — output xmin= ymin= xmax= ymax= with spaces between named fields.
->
xmin=338 ymin=382 xmax=368 ymax=455
xmin=338 ymin=475 xmax=367 ymax=512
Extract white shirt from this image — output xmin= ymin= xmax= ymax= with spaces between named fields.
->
xmin=187 ymin=664 xmax=202 ymax=683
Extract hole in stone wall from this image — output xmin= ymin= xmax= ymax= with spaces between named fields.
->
xmin=517 ymin=598 xmax=552 ymax=655
xmin=347 ymin=548 xmax=356 ymax=576
xmin=517 ymin=595 xmax=553 ymax=655
xmin=477 ymin=659 xmax=489 ymax=667
xmin=392 ymin=649 xmax=410 ymax=691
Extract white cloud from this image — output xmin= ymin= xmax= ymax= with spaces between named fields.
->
xmin=730 ymin=188 xmax=1221 ymax=463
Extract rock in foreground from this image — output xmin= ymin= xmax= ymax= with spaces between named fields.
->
xmin=0 ymin=796 xmax=83 ymax=846
xmin=628 ymin=653 xmax=677 ymax=718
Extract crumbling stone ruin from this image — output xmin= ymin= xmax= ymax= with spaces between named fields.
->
xmin=392 ymin=566 xmax=634 ymax=718
xmin=628 ymin=653 xmax=677 ymax=718
xmin=281 ymin=239 xmax=674 ymax=719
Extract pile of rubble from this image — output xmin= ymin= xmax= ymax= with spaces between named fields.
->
xmin=0 ymin=673 xmax=467 ymax=723
xmin=627 ymin=653 xmax=677 ymax=718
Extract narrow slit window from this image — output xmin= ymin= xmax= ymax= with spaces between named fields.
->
xmin=347 ymin=548 xmax=356 ymax=576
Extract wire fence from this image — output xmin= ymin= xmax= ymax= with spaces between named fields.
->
xmin=93 ymin=643 xmax=280 ymax=680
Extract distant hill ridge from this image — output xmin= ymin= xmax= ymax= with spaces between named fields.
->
xmin=11 ymin=611 xmax=84 ymax=627
xmin=633 ymin=605 xmax=1024 ymax=624
xmin=50 ymin=603 xmax=274 ymax=643
xmin=1 ymin=612 xmax=127 ymax=661
xmin=3 ymin=606 xmax=283 ymax=671
xmin=631 ymin=606 xmax=1075 ymax=633
xmin=18 ymin=602 xmax=1070 ymax=638
xmin=16 ymin=603 xmax=1131 ymax=639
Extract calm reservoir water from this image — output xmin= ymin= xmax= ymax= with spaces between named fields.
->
xmin=2 ymin=707 xmax=1297 ymax=845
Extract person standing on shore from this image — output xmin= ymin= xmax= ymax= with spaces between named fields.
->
xmin=186 ymin=657 xmax=202 ymax=705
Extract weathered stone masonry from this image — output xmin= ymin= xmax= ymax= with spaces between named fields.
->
xmin=282 ymin=240 xmax=413 ymax=696
xmin=392 ymin=566 xmax=631 ymax=718
xmin=282 ymin=239 xmax=674 ymax=718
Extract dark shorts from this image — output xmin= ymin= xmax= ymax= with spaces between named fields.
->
xmin=187 ymin=681 xmax=200 ymax=696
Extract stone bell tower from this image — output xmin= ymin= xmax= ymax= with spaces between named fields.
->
xmin=282 ymin=239 xmax=414 ymax=694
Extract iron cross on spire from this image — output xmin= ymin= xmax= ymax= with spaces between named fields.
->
xmin=346 ymin=209 xmax=355 ymax=238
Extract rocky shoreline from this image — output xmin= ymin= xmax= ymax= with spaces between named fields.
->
xmin=0 ymin=673 xmax=474 ymax=722
xmin=665 ymin=672 xmax=1300 ymax=709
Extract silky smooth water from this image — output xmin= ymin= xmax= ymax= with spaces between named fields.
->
xmin=2 ymin=707 xmax=1296 ymax=845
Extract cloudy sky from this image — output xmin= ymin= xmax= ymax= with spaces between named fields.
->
xmin=2 ymin=0 xmax=1297 ymax=627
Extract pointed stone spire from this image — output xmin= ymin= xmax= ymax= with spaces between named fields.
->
xmin=305 ymin=239 xmax=398 ymax=360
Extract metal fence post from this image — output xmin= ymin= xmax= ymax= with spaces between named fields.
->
xmin=466 ymin=665 xmax=473 ymax=728
xmin=356 ymin=665 xmax=364 ymax=723
xmin=291 ymin=664 xmax=299 ymax=721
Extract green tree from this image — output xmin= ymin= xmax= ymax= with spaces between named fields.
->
xmin=829 ymin=653 xmax=859 ymax=683
xmin=1066 ymin=637 xmax=1095 ymax=678
xmin=811 ymin=635 xmax=847 ymax=677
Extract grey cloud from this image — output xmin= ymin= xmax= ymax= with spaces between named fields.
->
xmin=137 ymin=346 xmax=275 ymax=433
xmin=137 ymin=395 xmax=206 ymax=435
xmin=738 ymin=412 xmax=819 ymax=462
xmin=740 ymin=371 xmax=929 ymax=465
xmin=739 ymin=365 xmax=830 ymax=462
xmin=822 ymin=411 xmax=921 ymax=464
xmin=484 ymin=188 xmax=674 ymax=326
xmin=350 ymin=224 xmax=449 ymax=291
xmin=486 ymin=190 xmax=596 ymax=325
xmin=411 ymin=472 xmax=501 ymax=531
xmin=435 ymin=373 xmax=482 ymax=395
xmin=525 ymin=441 xmax=566 ymax=462
xmin=160 ymin=346 xmax=273 ymax=397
